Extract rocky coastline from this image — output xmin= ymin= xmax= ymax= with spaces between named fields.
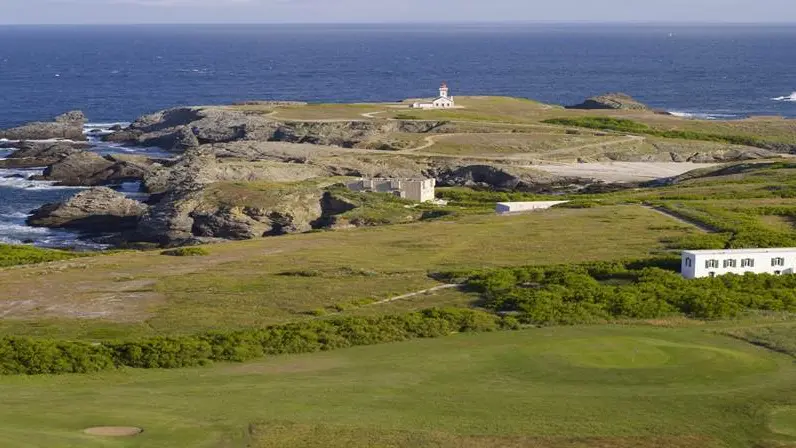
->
xmin=1 ymin=94 xmax=784 ymax=249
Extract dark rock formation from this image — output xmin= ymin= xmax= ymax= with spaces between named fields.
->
xmin=0 ymin=141 xmax=89 ymax=168
xmin=27 ymin=187 xmax=147 ymax=232
xmin=103 ymin=106 xmax=446 ymax=152
xmin=0 ymin=111 xmax=87 ymax=141
xmin=33 ymin=152 xmax=153 ymax=186
xmin=567 ymin=93 xmax=650 ymax=111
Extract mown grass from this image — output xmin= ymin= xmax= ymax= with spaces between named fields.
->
xmin=0 ymin=244 xmax=86 ymax=268
xmin=0 ymin=325 xmax=792 ymax=447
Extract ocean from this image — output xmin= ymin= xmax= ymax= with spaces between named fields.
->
xmin=0 ymin=23 xmax=795 ymax=247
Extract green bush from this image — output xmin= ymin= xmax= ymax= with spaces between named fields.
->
xmin=161 ymin=247 xmax=211 ymax=257
xmin=461 ymin=258 xmax=796 ymax=325
xmin=0 ymin=308 xmax=512 ymax=376
xmin=0 ymin=244 xmax=87 ymax=268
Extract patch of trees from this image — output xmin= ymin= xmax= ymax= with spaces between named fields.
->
xmin=0 ymin=309 xmax=517 ymax=375
xmin=459 ymin=258 xmax=796 ymax=325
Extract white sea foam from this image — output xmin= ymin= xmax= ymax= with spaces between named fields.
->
xmin=772 ymin=92 xmax=796 ymax=102
xmin=668 ymin=111 xmax=740 ymax=120
xmin=1 ymin=211 xmax=30 ymax=220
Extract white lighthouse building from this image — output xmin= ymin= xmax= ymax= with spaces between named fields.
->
xmin=412 ymin=82 xmax=456 ymax=109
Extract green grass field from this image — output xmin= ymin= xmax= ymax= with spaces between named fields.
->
xmin=0 ymin=325 xmax=793 ymax=448
xmin=0 ymin=205 xmax=694 ymax=340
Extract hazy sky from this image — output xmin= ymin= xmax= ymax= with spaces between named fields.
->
xmin=2 ymin=0 xmax=795 ymax=25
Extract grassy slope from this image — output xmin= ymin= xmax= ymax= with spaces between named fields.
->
xmin=0 ymin=325 xmax=793 ymax=448
xmin=0 ymin=205 xmax=694 ymax=339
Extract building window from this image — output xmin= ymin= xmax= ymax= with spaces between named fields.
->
xmin=741 ymin=258 xmax=755 ymax=268
xmin=685 ymin=258 xmax=692 ymax=267
xmin=772 ymin=257 xmax=785 ymax=267
xmin=705 ymin=259 xmax=719 ymax=269
xmin=723 ymin=259 xmax=737 ymax=268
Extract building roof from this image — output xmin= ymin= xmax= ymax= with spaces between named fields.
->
xmin=682 ymin=248 xmax=796 ymax=256
xmin=432 ymin=96 xmax=454 ymax=102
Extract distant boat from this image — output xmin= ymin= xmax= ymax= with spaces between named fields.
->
xmin=772 ymin=92 xmax=796 ymax=102
xmin=668 ymin=33 xmax=674 ymax=38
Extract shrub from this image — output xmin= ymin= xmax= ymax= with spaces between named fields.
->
xmin=161 ymin=247 xmax=210 ymax=257
xmin=462 ymin=258 xmax=796 ymax=325
xmin=0 ymin=244 xmax=87 ymax=268
xmin=0 ymin=308 xmax=512 ymax=376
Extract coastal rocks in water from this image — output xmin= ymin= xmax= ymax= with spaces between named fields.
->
xmin=0 ymin=110 xmax=88 ymax=141
xmin=0 ymin=141 xmax=90 ymax=168
xmin=33 ymin=152 xmax=153 ymax=186
xmin=27 ymin=187 xmax=147 ymax=232
xmin=567 ymin=93 xmax=650 ymax=111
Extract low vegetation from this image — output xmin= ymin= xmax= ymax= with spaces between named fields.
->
xmin=543 ymin=116 xmax=775 ymax=149
xmin=725 ymin=324 xmax=796 ymax=358
xmin=456 ymin=258 xmax=796 ymax=324
xmin=161 ymin=247 xmax=210 ymax=257
xmin=0 ymin=244 xmax=85 ymax=268
xmin=0 ymin=308 xmax=510 ymax=375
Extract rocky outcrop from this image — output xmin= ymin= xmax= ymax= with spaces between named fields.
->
xmin=567 ymin=93 xmax=650 ymax=111
xmin=0 ymin=111 xmax=87 ymax=141
xmin=104 ymin=106 xmax=447 ymax=152
xmin=33 ymin=152 xmax=153 ymax=186
xmin=27 ymin=187 xmax=147 ymax=232
xmin=431 ymin=163 xmax=566 ymax=191
xmin=0 ymin=141 xmax=89 ymax=168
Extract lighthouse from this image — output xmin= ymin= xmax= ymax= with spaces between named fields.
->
xmin=411 ymin=82 xmax=456 ymax=109
xmin=439 ymin=82 xmax=449 ymax=99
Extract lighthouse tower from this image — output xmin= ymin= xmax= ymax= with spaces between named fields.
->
xmin=439 ymin=82 xmax=449 ymax=98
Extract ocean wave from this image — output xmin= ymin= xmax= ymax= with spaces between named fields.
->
xmin=0 ymin=170 xmax=80 ymax=190
xmin=772 ymin=92 xmax=796 ymax=102
xmin=668 ymin=111 xmax=740 ymax=120
xmin=1 ymin=211 xmax=30 ymax=220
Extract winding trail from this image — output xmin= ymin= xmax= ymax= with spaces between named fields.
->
xmin=370 ymin=284 xmax=460 ymax=306
xmin=642 ymin=205 xmax=714 ymax=233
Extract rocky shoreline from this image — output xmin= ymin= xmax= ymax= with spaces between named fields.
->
xmin=1 ymin=94 xmax=785 ymax=249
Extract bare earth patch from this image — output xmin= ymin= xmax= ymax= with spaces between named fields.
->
xmin=83 ymin=426 xmax=143 ymax=437
xmin=533 ymin=162 xmax=717 ymax=183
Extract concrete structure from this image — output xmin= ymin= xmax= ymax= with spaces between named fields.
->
xmin=496 ymin=201 xmax=570 ymax=215
xmin=347 ymin=178 xmax=436 ymax=203
xmin=681 ymin=248 xmax=796 ymax=279
xmin=412 ymin=82 xmax=456 ymax=109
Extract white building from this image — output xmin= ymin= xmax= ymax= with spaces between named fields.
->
xmin=412 ymin=82 xmax=456 ymax=109
xmin=346 ymin=178 xmax=436 ymax=203
xmin=681 ymin=248 xmax=796 ymax=279
xmin=496 ymin=201 xmax=570 ymax=215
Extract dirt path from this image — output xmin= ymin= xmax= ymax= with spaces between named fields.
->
xmin=643 ymin=205 xmax=714 ymax=233
xmin=370 ymin=284 xmax=460 ymax=306
xmin=361 ymin=111 xmax=387 ymax=119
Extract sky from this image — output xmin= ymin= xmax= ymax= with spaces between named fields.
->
xmin=1 ymin=0 xmax=795 ymax=25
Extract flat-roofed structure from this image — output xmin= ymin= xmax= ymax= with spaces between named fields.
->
xmin=495 ymin=201 xmax=569 ymax=215
xmin=346 ymin=178 xmax=436 ymax=203
xmin=681 ymin=247 xmax=796 ymax=279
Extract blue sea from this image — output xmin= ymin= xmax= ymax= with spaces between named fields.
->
xmin=0 ymin=23 xmax=795 ymax=247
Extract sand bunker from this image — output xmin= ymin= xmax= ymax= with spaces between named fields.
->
xmin=83 ymin=426 xmax=143 ymax=437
